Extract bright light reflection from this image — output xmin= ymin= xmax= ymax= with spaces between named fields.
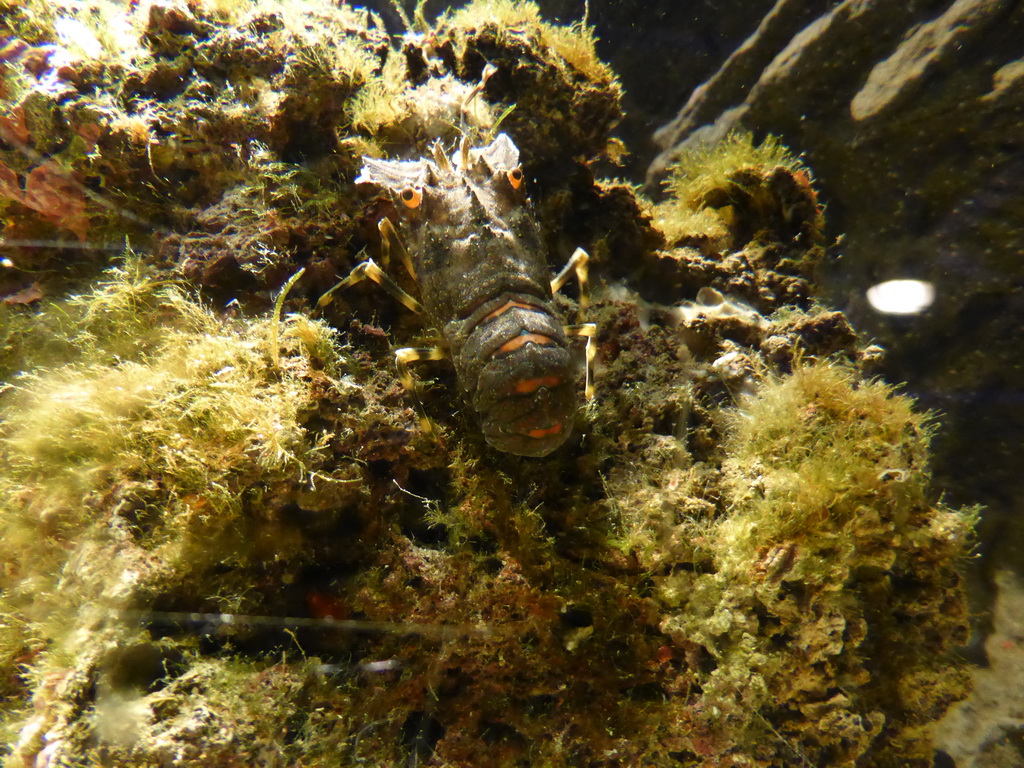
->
xmin=53 ymin=17 xmax=103 ymax=59
xmin=866 ymin=279 xmax=935 ymax=315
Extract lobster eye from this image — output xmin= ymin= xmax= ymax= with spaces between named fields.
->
xmin=399 ymin=187 xmax=422 ymax=208
xmin=506 ymin=167 xmax=524 ymax=190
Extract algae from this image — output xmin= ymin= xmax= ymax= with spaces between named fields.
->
xmin=0 ymin=1 xmax=977 ymax=766
xmin=652 ymin=131 xmax=824 ymax=290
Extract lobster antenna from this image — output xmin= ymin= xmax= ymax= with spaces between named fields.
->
xmin=459 ymin=62 xmax=497 ymax=142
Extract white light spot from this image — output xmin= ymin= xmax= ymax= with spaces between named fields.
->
xmin=866 ymin=279 xmax=934 ymax=315
xmin=53 ymin=17 xmax=103 ymax=59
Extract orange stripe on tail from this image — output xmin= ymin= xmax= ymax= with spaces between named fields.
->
xmin=496 ymin=333 xmax=554 ymax=355
xmin=526 ymin=423 xmax=563 ymax=439
xmin=514 ymin=376 xmax=562 ymax=394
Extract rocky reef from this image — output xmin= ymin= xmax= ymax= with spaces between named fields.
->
xmin=0 ymin=1 xmax=977 ymax=766
xmin=639 ymin=3 xmax=1024 ymax=761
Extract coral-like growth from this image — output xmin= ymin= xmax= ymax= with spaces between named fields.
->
xmin=662 ymin=133 xmax=806 ymax=206
xmin=706 ymin=364 xmax=974 ymax=762
xmin=720 ymin=364 xmax=934 ymax=561
xmin=646 ymin=132 xmax=826 ymax=311
xmin=655 ymin=131 xmax=818 ymax=248
xmin=432 ymin=0 xmax=622 ymax=169
xmin=448 ymin=0 xmax=615 ymax=85
xmin=0 ymin=0 xmax=386 ymax=293
xmin=605 ymin=361 xmax=975 ymax=764
xmin=346 ymin=0 xmax=622 ymax=180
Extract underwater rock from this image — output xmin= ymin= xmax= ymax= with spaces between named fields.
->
xmin=938 ymin=567 xmax=1024 ymax=767
xmin=0 ymin=1 xmax=977 ymax=766
xmin=645 ymin=9 xmax=1024 ymax=758
xmin=645 ymin=0 xmax=1024 ymax=554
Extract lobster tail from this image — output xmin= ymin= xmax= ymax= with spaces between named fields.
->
xmin=458 ymin=299 xmax=575 ymax=457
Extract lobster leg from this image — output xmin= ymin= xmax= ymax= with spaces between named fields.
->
xmin=317 ymin=258 xmax=424 ymax=314
xmin=395 ymin=346 xmax=448 ymax=437
xmin=378 ymin=217 xmax=417 ymax=280
xmin=563 ymin=323 xmax=596 ymax=400
xmin=552 ymin=247 xmax=595 ymax=399
xmin=395 ymin=347 xmax=447 ymax=392
xmin=550 ymin=247 xmax=590 ymax=311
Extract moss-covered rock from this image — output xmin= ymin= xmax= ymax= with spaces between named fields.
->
xmin=0 ymin=1 xmax=976 ymax=766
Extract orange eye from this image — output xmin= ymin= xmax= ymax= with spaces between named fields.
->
xmin=399 ymin=187 xmax=422 ymax=209
xmin=506 ymin=167 xmax=524 ymax=190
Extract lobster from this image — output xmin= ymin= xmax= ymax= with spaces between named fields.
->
xmin=329 ymin=131 xmax=594 ymax=457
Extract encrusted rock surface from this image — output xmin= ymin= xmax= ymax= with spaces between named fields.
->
xmin=939 ymin=564 xmax=1024 ymax=768
xmin=0 ymin=1 xmax=979 ymax=766
xmin=646 ymin=5 xmax=1024 ymax=762
xmin=646 ymin=0 xmax=1024 ymax=523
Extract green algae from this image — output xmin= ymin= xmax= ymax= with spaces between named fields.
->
xmin=655 ymin=131 xmax=823 ymax=255
xmin=663 ymin=363 xmax=976 ymax=762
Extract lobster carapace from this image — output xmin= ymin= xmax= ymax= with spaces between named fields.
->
xmin=338 ymin=133 xmax=593 ymax=457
